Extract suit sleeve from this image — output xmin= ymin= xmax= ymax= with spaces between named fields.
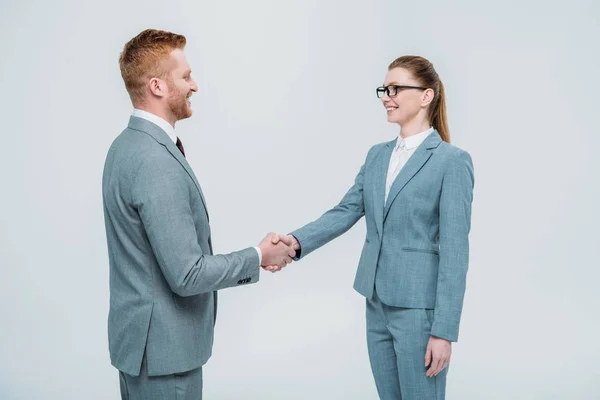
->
xmin=290 ymin=147 xmax=374 ymax=259
xmin=131 ymin=156 xmax=260 ymax=297
xmin=430 ymin=150 xmax=475 ymax=342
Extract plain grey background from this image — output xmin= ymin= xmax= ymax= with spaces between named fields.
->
xmin=1 ymin=0 xmax=599 ymax=398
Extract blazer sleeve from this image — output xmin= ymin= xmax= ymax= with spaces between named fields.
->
xmin=430 ymin=150 xmax=475 ymax=342
xmin=290 ymin=146 xmax=375 ymax=259
xmin=131 ymin=155 xmax=260 ymax=297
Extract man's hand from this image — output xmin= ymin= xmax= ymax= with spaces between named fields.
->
xmin=425 ymin=336 xmax=451 ymax=377
xmin=261 ymin=233 xmax=300 ymax=273
xmin=258 ymin=233 xmax=295 ymax=271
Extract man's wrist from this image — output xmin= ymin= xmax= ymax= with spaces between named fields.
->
xmin=254 ymin=246 xmax=262 ymax=266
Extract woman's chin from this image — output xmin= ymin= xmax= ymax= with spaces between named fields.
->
xmin=387 ymin=115 xmax=403 ymax=124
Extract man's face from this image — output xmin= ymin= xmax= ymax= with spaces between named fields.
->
xmin=166 ymin=48 xmax=197 ymax=121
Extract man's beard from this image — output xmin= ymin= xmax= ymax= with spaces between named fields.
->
xmin=167 ymin=85 xmax=191 ymax=121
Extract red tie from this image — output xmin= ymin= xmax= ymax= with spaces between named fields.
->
xmin=176 ymin=137 xmax=186 ymax=157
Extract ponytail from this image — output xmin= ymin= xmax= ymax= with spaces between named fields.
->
xmin=432 ymin=80 xmax=450 ymax=143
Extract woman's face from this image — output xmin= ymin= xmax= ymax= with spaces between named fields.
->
xmin=380 ymin=67 xmax=429 ymax=126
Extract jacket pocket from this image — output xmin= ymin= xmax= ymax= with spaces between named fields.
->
xmin=402 ymin=247 xmax=439 ymax=255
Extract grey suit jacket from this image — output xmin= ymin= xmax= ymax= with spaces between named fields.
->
xmin=102 ymin=116 xmax=260 ymax=376
xmin=291 ymin=131 xmax=474 ymax=342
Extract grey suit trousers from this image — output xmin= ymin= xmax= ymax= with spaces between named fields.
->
xmin=367 ymin=290 xmax=447 ymax=400
xmin=119 ymin=351 xmax=203 ymax=400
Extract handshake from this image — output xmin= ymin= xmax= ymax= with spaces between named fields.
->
xmin=257 ymin=233 xmax=300 ymax=273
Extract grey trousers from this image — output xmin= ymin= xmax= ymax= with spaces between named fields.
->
xmin=119 ymin=351 xmax=203 ymax=400
xmin=366 ymin=291 xmax=448 ymax=400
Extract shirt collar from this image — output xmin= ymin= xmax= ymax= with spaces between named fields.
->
xmin=131 ymin=109 xmax=177 ymax=144
xmin=397 ymin=127 xmax=434 ymax=151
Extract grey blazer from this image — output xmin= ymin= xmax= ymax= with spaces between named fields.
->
xmin=291 ymin=131 xmax=474 ymax=342
xmin=102 ymin=116 xmax=260 ymax=376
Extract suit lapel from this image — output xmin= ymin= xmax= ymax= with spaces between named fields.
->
xmin=128 ymin=116 xmax=210 ymax=221
xmin=164 ymin=143 xmax=211 ymax=222
xmin=382 ymin=131 xmax=442 ymax=222
xmin=373 ymin=141 xmax=395 ymax=237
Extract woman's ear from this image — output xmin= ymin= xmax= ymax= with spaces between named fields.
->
xmin=422 ymin=88 xmax=435 ymax=107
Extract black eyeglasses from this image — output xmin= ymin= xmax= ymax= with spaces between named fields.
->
xmin=376 ymin=85 xmax=427 ymax=98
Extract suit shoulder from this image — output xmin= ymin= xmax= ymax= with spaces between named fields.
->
xmin=109 ymin=128 xmax=161 ymax=153
xmin=437 ymin=140 xmax=472 ymax=163
xmin=437 ymin=141 xmax=474 ymax=186
xmin=108 ymin=128 xmax=174 ymax=166
xmin=103 ymin=128 xmax=181 ymax=192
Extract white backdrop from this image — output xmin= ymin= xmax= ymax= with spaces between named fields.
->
xmin=1 ymin=0 xmax=599 ymax=398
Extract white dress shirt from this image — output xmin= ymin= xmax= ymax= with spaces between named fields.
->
xmin=384 ymin=127 xmax=434 ymax=203
xmin=131 ymin=109 xmax=263 ymax=266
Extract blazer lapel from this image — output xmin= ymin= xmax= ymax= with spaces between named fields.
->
xmin=128 ymin=116 xmax=210 ymax=221
xmin=382 ymin=131 xmax=442 ymax=222
xmin=164 ymin=143 xmax=211 ymax=222
xmin=373 ymin=141 xmax=395 ymax=237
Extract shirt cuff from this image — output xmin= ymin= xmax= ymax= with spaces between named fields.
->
xmin=254 ymin=246 xmax=262 ymax=266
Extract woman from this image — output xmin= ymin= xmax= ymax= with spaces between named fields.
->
xmin=270 ymin=55 xmax=474 ymax=400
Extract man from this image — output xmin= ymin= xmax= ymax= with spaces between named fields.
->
xmin=102 ymin=29 xmax=295 ymax=399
